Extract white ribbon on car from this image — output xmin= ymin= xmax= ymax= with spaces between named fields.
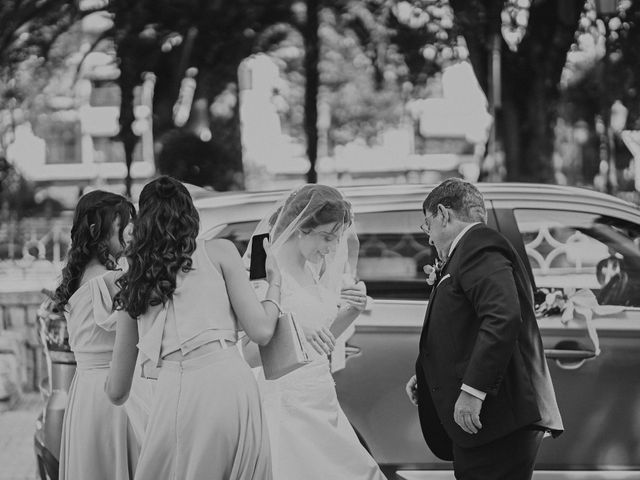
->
xmin=559 ymin=288 xmax=624 ymax=356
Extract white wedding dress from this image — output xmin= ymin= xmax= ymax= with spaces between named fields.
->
xmin=256 ymin=268 xmax=386 ymax=480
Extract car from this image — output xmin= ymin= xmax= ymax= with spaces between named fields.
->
xmin=35 ymin=183 xmax=640 ymax=479
xmin=195 ymin=183 xmax=640 ymax=479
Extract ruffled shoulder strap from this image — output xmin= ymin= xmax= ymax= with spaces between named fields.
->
xmin=87 ymin=270 xmax=120 ymax=331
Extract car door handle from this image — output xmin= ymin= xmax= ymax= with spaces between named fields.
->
xmin=544 ymin=349 xmax=596 ymax=361
xmin=545 ymin=346 xmax=596 ymax=370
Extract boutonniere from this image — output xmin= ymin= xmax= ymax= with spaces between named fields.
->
xmin=423 ymin=259 xmax=443 ymax=286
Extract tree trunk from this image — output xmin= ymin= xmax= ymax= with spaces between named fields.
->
xmin=209 ymin=99 xmax=244 ymax=191
xmin=452 ymin=0 xmax=583 ymax=182
xmin=192 ymin=69 xmax=245 ymax=191
xmin=303 ymin=0 xmax=320 ymax=184
xmin=117 ymin=48 xmax=139 ymax=199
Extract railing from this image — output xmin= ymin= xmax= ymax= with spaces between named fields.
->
xmin=0 ymin=290 xmax=47 ymax=392
xmin=0 ymin=215 xmax=71 ymax=291
xmin=0 ymin=215 xmax=72 ymax=392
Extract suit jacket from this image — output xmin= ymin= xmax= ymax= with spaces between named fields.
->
xmin=416 ymin=224 xmax=563 ymax=459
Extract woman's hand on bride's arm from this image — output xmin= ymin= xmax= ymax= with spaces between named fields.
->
xmin=340 ymin=281 xmax=367 ymax=313
xmin=304 ymin=325 xmax=336 ymax=355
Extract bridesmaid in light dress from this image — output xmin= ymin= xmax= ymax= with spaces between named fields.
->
xmin=57 ymin=190 xmax=148 ymax=480
xmin=105 ymin=176 xmax=283 ymax=480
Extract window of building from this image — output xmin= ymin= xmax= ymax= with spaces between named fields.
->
xmin=90 ymin=80 xmax=121 ymax=107
xmin=41 ymin=121 xmax=82 ymax=165
xmin=92 ymin=136 xmax=142 ymax=163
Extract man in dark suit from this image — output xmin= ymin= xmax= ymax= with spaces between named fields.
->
xmin=405 ymin=178 xmax=563 ymax=479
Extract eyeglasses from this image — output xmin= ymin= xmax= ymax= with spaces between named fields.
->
xmin=419 ymin=212 xmax=438 ymax=235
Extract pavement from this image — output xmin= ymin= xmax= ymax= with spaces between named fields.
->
xmin=0 ymin=392 xmax=42 ymax=480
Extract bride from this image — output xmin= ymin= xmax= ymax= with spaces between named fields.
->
xmin=247 ymin=184 xmax=386 ymax=480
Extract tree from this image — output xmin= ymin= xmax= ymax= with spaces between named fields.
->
xmin=0 ymin=0 xmax=83 ymax=67
xmin=383 ymin=0 xmax=583 ymax=182
xmin=447 ymin=0 xmax=584 ymax=182
xmin=156 ymin=129 xmax=237 ymax=190
xmin=0 ymin=155 xmax=63 ymax=218
xmin=102 ymin=0 xmax=297 ymax=192
xmin=261 ymin=8 xmax=406 ymax=152
xmin=0 ymin=1 xmax=90 ymax=153
xmin=561 ymin=1 xmax=640 ymax=189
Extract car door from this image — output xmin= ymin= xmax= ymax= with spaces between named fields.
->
xmin=332 ymin=208 xmax=439 ymax=469
xmin=493 ymin=202 xmax=640 ymax=478
xmin=333 ymin=206 xmax=498 ymax=472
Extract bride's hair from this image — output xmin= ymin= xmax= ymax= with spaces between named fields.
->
xmin=115 ymin=176 xmax=199 ymax=317
xmin=270 ymin=184 xmax=352 ymax=239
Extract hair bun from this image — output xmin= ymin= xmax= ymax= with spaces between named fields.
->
xmin=155 ymin=177 xmax=177 ymax=199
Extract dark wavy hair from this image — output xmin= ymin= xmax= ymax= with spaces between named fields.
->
xmin=270 ymin=184 xmax=352 ymax=239
xmin=115 ymin=176 xmax=200 ymax=318
xmin=55 ymin=190 xmax=135 ymax=311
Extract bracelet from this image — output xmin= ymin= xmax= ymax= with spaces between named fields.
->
xmin=261 ymin=298 xmax=283 ymax=315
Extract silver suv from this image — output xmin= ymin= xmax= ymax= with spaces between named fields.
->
xmin=196 ymin=183 xmax=640 ymax=479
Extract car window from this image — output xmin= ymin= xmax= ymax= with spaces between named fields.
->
xmin=355 ymin=211 xmax=437 ymax=300
xmin=513 ymin=209 xmax=640 ymax=306
xmin=214 ymin=211 xmax=437 ymax=300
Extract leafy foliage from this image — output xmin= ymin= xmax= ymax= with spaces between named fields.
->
xmin=0 ymin=155 xmax=63 ymax=218
xmin=0 ymin=0 xmax=83 ymax=67
xmin=564 ymin=0 xmax=640 ymax=127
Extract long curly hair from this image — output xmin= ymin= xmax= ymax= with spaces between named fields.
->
xmin=115 ymin=176 xmax=200 ymax=318
xmin=55 ymin=190 xmax=135 ymax=311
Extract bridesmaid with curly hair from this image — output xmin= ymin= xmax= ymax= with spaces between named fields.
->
xmin=106 ymin=176 xmax=282 ymax=480
xmin=56 ymin=190 xmax=140 ymax=480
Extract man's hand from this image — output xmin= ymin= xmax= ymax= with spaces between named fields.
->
xmin=405 ymin=375 xmax=419 ymax=406
xmin=454 ymin=390 xmax=483 ymax=434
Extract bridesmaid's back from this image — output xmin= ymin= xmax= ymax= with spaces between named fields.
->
xmin=138 ymin=239 xmax=239 ymax=362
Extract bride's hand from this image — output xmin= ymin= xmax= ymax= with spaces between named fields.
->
xmin=264 ymin=238 xmax=282 ymax=286
xmin=305 ymin=326 xmax=336 ymax=356
xmin=340 ymin=281 xmax=367 ymax=313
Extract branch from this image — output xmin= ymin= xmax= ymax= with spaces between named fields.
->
xmin=0 ymin=0 xmax=76 ymax=59
xmin=73 ymin=26 xmax=116 ymax=83
xmin=341 ymin=2 xmax=394 ymax=89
